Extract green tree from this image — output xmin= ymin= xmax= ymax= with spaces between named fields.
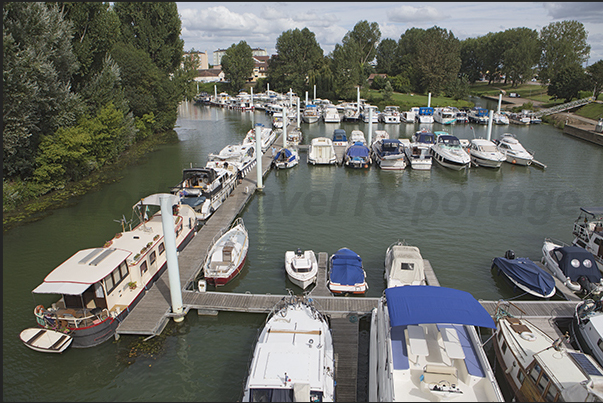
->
xmin=329 ymin=41 xmax=361 ymax=99
xmin=459 ymin=37 xmax=484 ymax=83
xmin=547 ymin=64 xmax=589 ymax=102
xmin=341 ymin=20 xmax=381 ymax=86
xmin=538 ymin=20 xmax=590 ymax=83
xmin=375 ymin=38 xmax=398 ymax=75
xmin=3 ymin=2 xmax=83 ymax=179
xmin=381 ymin=81 xmax=393 ymax=102
xmin=113 ymin=2 xmax=183 ymax=75
xmin=481 ymin=32 xmax=506 ymax=83
xmin=52 ymin=2 xmax=121 ymax=91
xmin=444 ymin=74 xmax=470 ymax=100
xmin=414 ymin=26 xmax=461 ymax=96
xmin=267 ymin=28 xmax=324 ymax=94
xmin=500 ymin=28 xmax=540 ymax=87
xmin=397 ymin=28 xmax=426 ymax=90
xmin=221 ymin=41 xmax=254 ymax=93
xmin=586 ymin=60 xmax=603 ymax=100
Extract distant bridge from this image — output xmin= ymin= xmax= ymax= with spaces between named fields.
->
xmin=534 ymin=96 xmax=595 ymax=118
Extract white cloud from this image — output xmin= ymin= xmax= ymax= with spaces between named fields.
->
xmin=543 ymin=2 xmax=603 ymax=23
xmin=388 ymin=5 xmax=447 ymax=23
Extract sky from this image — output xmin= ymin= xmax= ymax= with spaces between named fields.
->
xmin=176 ymin=2 xmax=603 ymax=65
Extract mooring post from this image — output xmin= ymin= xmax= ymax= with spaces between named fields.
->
xmin=428 ymin=92 xmax=431 ymax=108
xmin=497 ymin=93 xmax=502 ymax=114
xmin=487 ymin=110 xmax=494 ymax=141
xmin=283 ymin=108 xmax=287 ymax=148
xmin=368 ymin=107 xmax=373 ymax=145
xmin=297 ymin=99 xmax=301 ymax=127
xmin=250 ymin=87 xmax=254 ymax=125
xmin=255 ymin=125 xmax=263 ymax=191
xmin=159 ymin=194 xmax=184 ymax=322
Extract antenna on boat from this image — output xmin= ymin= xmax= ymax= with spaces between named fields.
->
xmin=113 ymin=215 xmax=131 ymax=233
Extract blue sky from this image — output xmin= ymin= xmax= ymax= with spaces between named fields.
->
xmin=176 ymin=2 xmax=603 ymax=65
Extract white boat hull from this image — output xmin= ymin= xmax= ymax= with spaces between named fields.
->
xmin=285 ymin=250 xmax=318 ymax=289
xmin=20 ymin=328 xmax=73 ymax=353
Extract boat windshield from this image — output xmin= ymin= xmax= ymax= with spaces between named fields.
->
xmin=249 ymin=389 xmax=293 ymax=402
xmin=479 ymin=145 xmax=498 ymax=152
xmin=440 ymin=137 xmax=460 ymax=146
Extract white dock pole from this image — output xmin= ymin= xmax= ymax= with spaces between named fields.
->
xmin=267 ymin=83 xmax=269 ymax=93
xmin=497 ymin=93 xmax=502 ymax=114
xmin=314 ymin=84 xmax=316 ymax=101
xmin=159 ymin=195 xmax=184 ymax=322
xmin=250 ymin=87 xmax=254 ymax=125
xmin=297 ymin=100 xmax=301 ymax=127
xmin=255 ymin=125 xmax=263 ymax=191
xmin=305 ymin=91 xmax=308 ymax=107
xmin=283 ymin=108 xmax=288 ymax=148
xmin=357 ymin=87 xmax=360 ymax=113
xmin=487 ymin=110 xmax=494 ymax=141
xmin=428 ymin=92 xmax=431 ymax=108
xmin=368 ymin=108 xmax=373 ymax=145
xmin=289 ymin=88 xmax=293 ymax=108
xmin=214 ymin=85 xmax=217 ymax=99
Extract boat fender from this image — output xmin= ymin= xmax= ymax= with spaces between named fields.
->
xmin=34 ymin=305 xmax=45 ymax=316
xmin=521 ymin=332 xmax=536 ymax=341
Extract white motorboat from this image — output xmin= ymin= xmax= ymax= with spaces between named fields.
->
xmin=492 ymin=112 xmax=509 ymax=125
xmin=372 ymin=138 xmax=407 ymax=170
xmin=415 ymin=106 xmax=434 ymax=124
xmin=272 ymin=111 xmax=284 ymax=129
xmin=302 ymin=104 xmax=320 ymax=124
xmin=542 ymin=238 xmax=603 ymax=297
xmin=495 ymin=133 xmax=534 ymax=166
xmin=322 ymin=105 xmax=341 ymax=123
xmin=171 ymin=167 xmax=237 ymax=220
xmin=328 ymin=248 xmax=368 ymax=294
xmin=307 ymin=137 xmax=337 ymax=165
xmin=384 ymin=242 xmax=427 ymax=287
xmin=572 ymin=207 xmax=603 ymax=270
xmin=468 ymin=138 xmax=506 ymax=168
xmin=286 ymin=126 xmax=303 ymax=146
xmin=493 ymin=301 xmax=603 ymax=402
xmin=284 ymin=248 xmax=318 ymax=289
xmin=380 ymin=106 xmax=401 ymax=124
xmin=331 ymin=129 xmax=348 ymax=147
xmin=369 ymin=286 xmax=504 ymax=402
xmin=434 ymin=107 xmax=457 ymax=125
xmin=455 ymin=108 xmax=469 ymax=123
xmin=242 ymin=294 xmax=335 ymax=402
xmin=30 ymin=193 xmax=197 ymax=348
xmin=343 ymin=103 xmax=361 ymax=121
xmin=203 ymin=217 xmax=248 ymax=287
xmin=405 ymin=130 xmax=434 ymax=170
xmin=430 ymin=134 xmax=471 ymax=170
xmin=20 ymin=328 xmax=73 ymax=353
xmin=361 ymin=105 xmax=380 ymax=123
xmin=571 ymin=298 xmax=603 ymax=368
xmin=243 ymin=123 xmax=277 ymax=153
xmin=400 ymin=110 xmax=416 ymax=123
xmin=206 ymin=143 xmax=256 ymax=178
xmin=348 ymin=130 xmax=367 ymax=145
xmin=272 ymin=147 xmax=299 ymax=169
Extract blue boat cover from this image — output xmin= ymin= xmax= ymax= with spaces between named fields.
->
xmin=415 ymin=132 xmax=435 ymax=144
xmin=273 ymin=148 xmax=293 ymax=160
xmin=385 ymin=285 xmax=496 ymax=329
xmin=333 ymin=129 xmax=347 ymax=141
xmin=555 ymin=246 xmax=601 ymax=282
xmin=330 ymin=248 xmax=365 ymax=285
xmin=346 ymin=143 xmax=369 ymax=158
xmin=492 ymin=257 xmax=555 ymax=297
xmin=419 ymin=107 xmax=434 ymax=115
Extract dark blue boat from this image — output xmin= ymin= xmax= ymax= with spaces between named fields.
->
xmin=344 ymin=142 xmax=370 ymax=168
xmin=328 ymin=248 xmax=367 ymax=294
xmin=492 ymin=251 xmax=556 ymax=298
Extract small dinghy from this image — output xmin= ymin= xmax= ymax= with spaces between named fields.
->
xmin=20 ymin=328 xmax=72 ymax=353
xmin=492 ymin=250 xmax=556 ymax=298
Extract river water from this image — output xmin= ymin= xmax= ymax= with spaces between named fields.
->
xmin=4 ymin=99 xmax=603 ymax=401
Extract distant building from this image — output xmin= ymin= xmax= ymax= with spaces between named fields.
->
xmin=182 ymin=50 xmax=208 ymax=70
xmin=368 ymin=73 xmax=388 ymax=86
xmin=213 ymin=47 xmax=267 ymax=66
xmin=195 ymin=68 xmax=225 ymax=83
xmin=251 ymin=56 xmax=269 ymax=82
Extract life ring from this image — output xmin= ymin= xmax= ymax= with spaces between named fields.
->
xmin=521 ymin=331 xmax=537 ymax=341
xmin=34 ymin=305 xmax=45 ymax=316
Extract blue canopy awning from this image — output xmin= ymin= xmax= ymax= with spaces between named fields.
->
xmin=346 ymin=143 xmax=369 ymax=158
xmin=385 ymin=285 xmax=495 ymax=329
xmin=330 ymin=248 xmax=365 ymax=286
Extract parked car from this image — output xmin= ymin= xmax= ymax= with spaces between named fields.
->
xmin=509 ymin=93 xmax=520 ymax=98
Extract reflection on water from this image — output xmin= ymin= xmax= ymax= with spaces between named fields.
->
xmin=3 ymin=101 xmax=603 ymax=402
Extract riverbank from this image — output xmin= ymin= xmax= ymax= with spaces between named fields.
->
xmin=2 ymin=130 xmax=179 ymax=233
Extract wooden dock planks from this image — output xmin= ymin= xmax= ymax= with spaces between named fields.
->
xmin=331 ymin=317 xmax=359 ymax=402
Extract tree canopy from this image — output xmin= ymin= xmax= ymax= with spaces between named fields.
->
xmin=221 ymin=40 xmax=255 ymax=93
xmin=538 ymin=20 xmax=591 ymax=83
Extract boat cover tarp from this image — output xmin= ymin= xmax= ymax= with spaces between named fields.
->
xmin=330 ymin=248 xmax=365 ymax=285
xmin=416 ymin=132 xmax=435 ymax=144
xmin=556 ymin=246 xmax=601 ymax=282
xmin=581 ymin=207 xmax=603 ymax=217
xmin=346 ymin=143 xmax=370 ymax=158
xmin=492 ymin=257 xmax=556 ymax=297
xmin=385 ymin=285 xmax=495 ymax=329
xmin=333 ymin=129 xmax=347 ymax=141
xmin=419 ymin=107 xmax=434 ymax=115
xmin=274 ymin=148 xmax=293 ymax=160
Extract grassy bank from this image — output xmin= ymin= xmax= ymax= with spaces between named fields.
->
xmin=362 ymin=89 xmax=474 ymax=111
xmin=3 ymin=130 xmax=179 ymax=233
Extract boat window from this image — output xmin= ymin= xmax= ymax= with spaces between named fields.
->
xmin=537 ymin=371 xmax=550 ymax=393
xmin=545 ymin=384 xmax=558 ymax=402
xmin=553 ymin=251 xmax=563 ymax=262
xmin=517 ymin=369 xmax=525 ymax=384
xmin=119 ymin=261 xmax=129 ymax=279
xmin=598 ymin=339 xmax=603 ymax=352
xmin=501 ymin=341 xmax=508 ymax=354
xmin=159 ymin=242 xmax=165 ymax=255
xmin=530 ymin=363 xmax=542 ymax=383
xmin=498 ymin=331 xmax=503 ymax=341
xmin=104 ymin=273 xmax=115 ymax=294
xmin=140 ymin=260 xmax=148 ymax=276
xmin=149 ymin=251 xmax=156 ymax=265
xmin=401 ymin=262 xmax=414 ymax=271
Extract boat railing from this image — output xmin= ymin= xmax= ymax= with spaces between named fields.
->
xmin=37 ymin=307 xmax=111 ymax=330
xmin=573 ymin=221 xmax=591 ymax=241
